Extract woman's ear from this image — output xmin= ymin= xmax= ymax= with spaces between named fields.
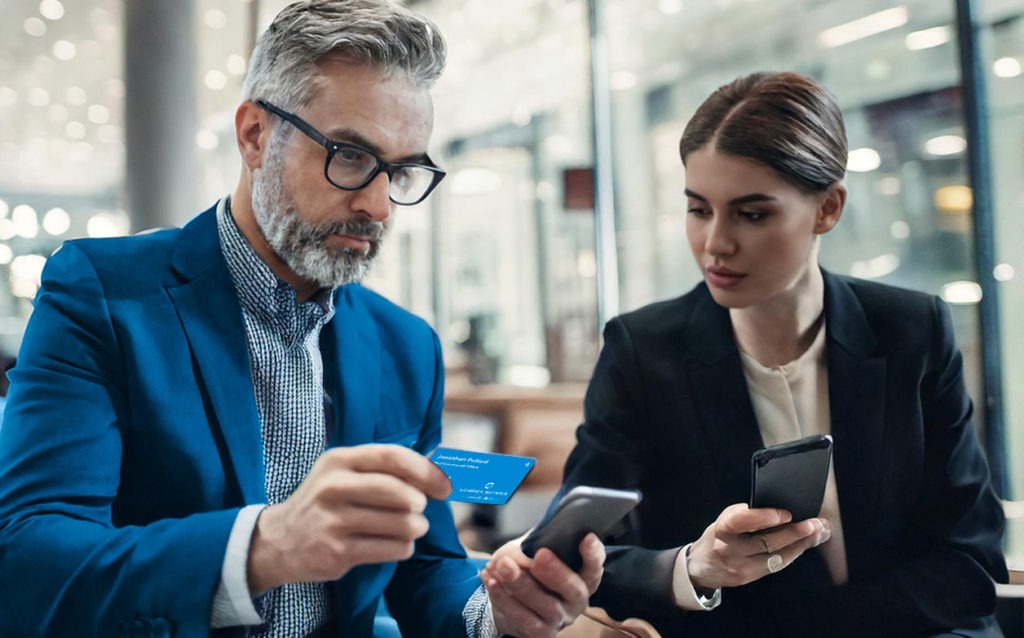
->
xmin=814 ymin=182 xmax=846 ymax=235
xmin=236 ymin=100 xmax=270 ymax=170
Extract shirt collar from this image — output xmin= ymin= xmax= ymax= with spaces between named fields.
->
xmin=216 ymin=197 xmax=335 ymax=329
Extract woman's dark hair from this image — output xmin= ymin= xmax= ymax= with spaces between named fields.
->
xmin=678 ymin=71 xmax=848 ymax=193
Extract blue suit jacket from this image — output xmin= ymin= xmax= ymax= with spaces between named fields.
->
xmin=0 ymin=206 xmax=480 ymax=638
xmin=556 ymin=271 xmax=1007 ymax=637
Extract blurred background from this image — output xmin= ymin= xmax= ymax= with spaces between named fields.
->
xmin=0 ymin=0 xmax=1022 ymax=573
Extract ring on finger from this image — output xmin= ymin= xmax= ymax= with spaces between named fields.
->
xmin=758 ymin=534 xmax=771 ymax=554
xmin=766 ymin=553 xmax=784 ymax=574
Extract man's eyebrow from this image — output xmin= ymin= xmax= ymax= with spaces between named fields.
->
xmin=684 ymin=188 xmax=778 ymax=205
xmin=324 ymin=127 xmax=434 ymax=165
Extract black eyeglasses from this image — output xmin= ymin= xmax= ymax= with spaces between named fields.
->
xmin=257 ymin=100 xmax=446 ymax=206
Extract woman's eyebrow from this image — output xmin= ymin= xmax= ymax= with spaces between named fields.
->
xmin=684 ymin=188 xmax=778 ymax=205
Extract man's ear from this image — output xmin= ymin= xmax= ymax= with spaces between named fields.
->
xmin=236 ymin=100 xmax=270 ymax=170
xmin=814 ymin=182 xmax=846 ymax=235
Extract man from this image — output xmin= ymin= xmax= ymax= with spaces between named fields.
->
xmin=0 ymin=2 xmax=602 ymax=636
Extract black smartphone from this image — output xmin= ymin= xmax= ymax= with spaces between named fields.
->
xmin=521 ymin=485 xmax=642 ymax=571
xmin=750 ymin=433 xmax=833 ymax=522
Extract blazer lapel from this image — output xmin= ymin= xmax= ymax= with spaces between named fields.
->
xmin=166 ymin=207 xmax=265 ymax=504
xmin=683 ymin=288 xmax=766 ymax=505
xmin=324 ymin=286 xmax=381 ymax=447
xmin=822 ymin=271 xmax=885 ymax=557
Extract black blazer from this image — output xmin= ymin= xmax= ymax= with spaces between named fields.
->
xmin=558 ymin=270 xmax=1006 ymax=637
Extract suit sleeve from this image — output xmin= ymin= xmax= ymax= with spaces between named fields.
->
xmin=556 ymin=318 xmax=685 ymax=623
xmin=0 ymin=243 xmax=238 ymax=637
xmin=384 ymin=329 xmax=482 ymax=637
xmin=801 ymin=296 xmax=1007 ymax=636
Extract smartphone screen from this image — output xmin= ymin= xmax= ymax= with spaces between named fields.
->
xmin=750 ymin=434 xmax=832 ymax=521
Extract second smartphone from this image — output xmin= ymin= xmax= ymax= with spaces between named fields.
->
xmin=521 ymin=485 xmax=642 ymax=571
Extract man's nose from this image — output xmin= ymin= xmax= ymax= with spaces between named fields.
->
xmin=350 ymin=172 xmax=393 ymax=223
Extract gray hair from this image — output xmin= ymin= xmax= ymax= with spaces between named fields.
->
xmin=241 ymin=0 xmax=447 ymax=111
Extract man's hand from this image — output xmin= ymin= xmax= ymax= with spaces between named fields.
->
xmin=246 ymin=444 xmax=452 ymax=594
xmin=687 ymin=503 xmax=832 ymax=591
xmin=481 ymin=533 xmax=604 ymax=637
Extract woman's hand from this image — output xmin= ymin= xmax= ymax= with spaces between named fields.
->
xmin=686 ymin=503 xmax=832 ymax=590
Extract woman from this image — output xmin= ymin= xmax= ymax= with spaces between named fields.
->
xmin=482 ymin=71 xmax=1007 ymax=637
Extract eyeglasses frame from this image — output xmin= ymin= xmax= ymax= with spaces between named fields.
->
xmin=256 ymin=100 xmax=446 ymax=206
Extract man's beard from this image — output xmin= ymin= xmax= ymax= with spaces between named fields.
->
xmin=250 ymin=144 xmax=387 ymax=290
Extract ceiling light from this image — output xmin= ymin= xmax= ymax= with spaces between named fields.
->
xmin=905 ymin=25 xmax=950 ymax=50
xmin=993 ymin=263 xmax=1015 ymax=282
xmin=847 ymin=147 xmax=881 ymax=172
xmin=195 ymin=130 xmax=219 ymax=150
xmin=850 ymin=254 xmax=900 ymax=279
xmin=65 ymin=121 xmax=86 ymax=140
xmin=924 ymin=134 xmax=967 ymax=156
xmin=934 ymin=185 xmax=972 ymax=212
xmin=24 ymin=17 xmax=47 ymax=36
xmin=43 ymin=208 xmax=71 ymax=236
xmin=0 ymin=199 xmax=8 ymax=218
xmin=87 ymin=212 xmax=127 ymax=238
xmin=890 ymin=220 xmax=910 ymax=239
xmin=204 ymin=9 xmax=228 ymax=29
xmin=39 ymin=0 xmax=65 ymax=21
xmin=48 ymin=104 xmax=69 ymax=122
xmin=10 ymin=254 xmax=47 ymax=299
xmin=993 ymin=57 xmax=1022 ymax=78
xmin=0 ymin=246 xmax=12 ymax=266
xmin=53 ymin=40 xmax=76 ymax=61
xmin=204 ymin=70 xmax=228 ymax=90
xmin=819 ymin=7 xmax=909 ymax=49
xmin=12 ymin=205 xmax=39 ymax=239
xmin=0 ymin=220 xmax=14 ymax=241
xmin=941 ymin=280 xmax=982 ymax=304
xmin=877 ymin=175 xmax=901 ymax=195
xmin=227 ymin=54 xmax=247 ymax=76
xmin=88 ymin=104 xmax=110 ymax=124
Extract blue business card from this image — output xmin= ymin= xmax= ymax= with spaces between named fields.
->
xmin=430 ymin=448 xmax=536 ymax=505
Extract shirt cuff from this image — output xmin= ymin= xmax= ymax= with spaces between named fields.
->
xmin=672 ymin=543 xmax=722 ymax=611
xmin=463 ymin=584 xmax=498 ymax=637
xmin=211 ymin=504 xmax=267 ymax=628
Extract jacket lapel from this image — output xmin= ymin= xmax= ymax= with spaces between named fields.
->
xmin=324 ymin=286 xmax=381 ymax=447
xmin=683 ymin=288 xmax=766 ymax=505
xmin=822 ymin=271 xmax=885 ymax=560
xmin=166 ymin=206 xmax=265 ymax=504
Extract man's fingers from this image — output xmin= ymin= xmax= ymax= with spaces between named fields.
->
xmin=321 ymin=445 xmax=453 ymax=500
xmin=321 ymin=504 xmax=430 ymax=540
xmin=314 ymin=469 xmax=429 ymax=512
xmin=487 ymin=555 xmax=570 ymax=629
xmin=484 ymin=568 xmax=556 ymax=638
xmin=526 ymin=549 xmax=593 ymax=618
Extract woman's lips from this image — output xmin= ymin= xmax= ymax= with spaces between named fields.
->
xmin=705 ymin=266 xmax=746 ymax=289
